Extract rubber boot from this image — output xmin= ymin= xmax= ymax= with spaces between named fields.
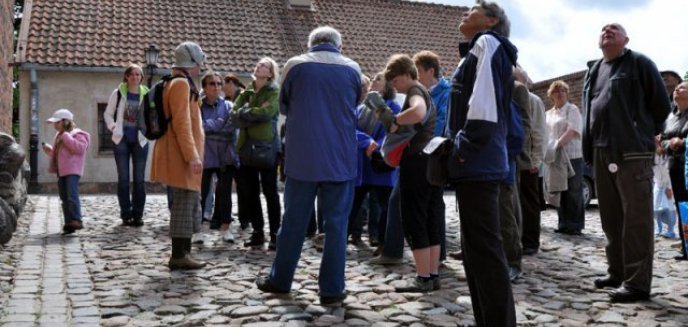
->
xmin=168 ymin=238 xmax=206 ymax=270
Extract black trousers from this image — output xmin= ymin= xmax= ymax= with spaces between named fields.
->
xmin=669 ymin=165 xmax=688 ymax=257
xmin=519 ymin=170 xmax=542 ymax=250
xmin=200 ymin=165 xmax=236 ymax=225
xmin=456 ymin=180 xmax=516 ymax=327
xmin=236 ymin=164 xmax=281 ymax=237
xmin=347 ymin=185 xmax=392 ymax=241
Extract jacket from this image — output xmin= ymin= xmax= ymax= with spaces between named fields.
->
xmin=660 ymin=103 xmax=688 ymax=170
xmin=430 ymin=78 xmax=451 ymax=136
xmin=201 ymin=97 xmax=237 ymax=169
xmin=445 ymin=30 xmax=518 ymax=181
xmin=233 ymin=81 xmax=280 ymax=149
xmin=355 ymin=100 xmax=400 ymax=187
xmin=543 ymin=140 xmax=575 ymax=207
xmin=280 ymin=43 xmax=362 ymax=182
xmin=150 ymin=74 xmax=205 ymax=191
xmin=103 ymin=83 xmax=150 ymax=147
xmin=47 ymin=128 xmax=90 ymax=177
xmin=582 ymin=49 xmax=671 ymax=165
xmin=517 ymin=92 xmax=547 ymax=170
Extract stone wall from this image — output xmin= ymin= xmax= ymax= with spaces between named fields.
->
xmin=0 ymin=1 xmax=14 ymax=134
xmin=532 ymin=70 xmax=587 ymax=111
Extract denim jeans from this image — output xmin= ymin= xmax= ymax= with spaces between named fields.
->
xmin=382 ymin=180 xmax=404 ymax=258
xmin=557 ymin=158 xmax=585 ymax=232
xmin=269 ymin=177 xmax=354 ymax=297
xmin=58 ymin=175 xmax=82 ymax=223
xmin=113 ymin=141 xmax=149 ymax=219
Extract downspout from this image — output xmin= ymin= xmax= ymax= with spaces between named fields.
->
xmin=28 ymin=69 xmax=39 ymax=189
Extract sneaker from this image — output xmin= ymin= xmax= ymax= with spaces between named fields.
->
xmin=255 ymin=276 xmax=289 ymax=294
xmin=192 ymin=233 xmax=207 ymax=244
xmin=244 ymin=233 xmax=265 ymax=248
xmin=320 ymin=292 xmax=347 ymax=306
xmin=222 ymin=230 xmax=235 ymax=243
xmin=370 ymin=255 xmax=403 ymax=265
xmin=395 ymin=277 xmax=434 ymax=293
xmin=131 ymin=218 xmax=144 ymax=227
xmin=509 ymin=266 xmax=521 ymax=282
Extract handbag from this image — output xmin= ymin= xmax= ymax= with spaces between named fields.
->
xmin=239 ymin=139 xmax=276 ymax=169
xmin=370 ymin=151 xmax=395 ymax=173
xmin=423 ymin=136 xmax=452 ymax=187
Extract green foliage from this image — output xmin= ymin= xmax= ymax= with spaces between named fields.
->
xmin=12 ymin=0 xmax=24 ymax=139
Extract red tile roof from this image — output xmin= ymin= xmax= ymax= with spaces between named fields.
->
xmin=19 ymin=0 xmax=468 ymax=76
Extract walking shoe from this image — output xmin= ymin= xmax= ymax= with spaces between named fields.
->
xmin=268 ymin=236 xmax=277 ymax=251
xmin=448 ymin=251 xmax=463 ymax=260
xmin=131 ymin=218 xmax=144 ymax=227
xmin=192 ymin=233 xmax=208 ymax=244
xmin=509 ymin=266 xmax=521 ymax=282
xmin=244 ymin=233 xmax=265 ymax=248
xmin=222 ymin=229 xmax=234 ymax=243
xmin=62 ymin=225 xmax=75 ymax=235
xmin=255 ymin=276 xmax=289 ymax=294
xmin=349 ymin=235 xmax=362 ymax=246
xmin=320 ymin=292 xmax=347 ymax=306
xmin=372 ymin=245 xmax=384 ymax=257
xmin=609 ymin=287 xmax=650 ymax=303
xmin=121 ymin=217 xmax=133 ymax=226
xmin=66 ymin=220 xmax=83 ymax=230
xmin=369 ymin=255 xmax=403 ymax=265
xmin=594 ymin=277 xmax=622 ymax=289
xmin=432 ymin=276 xmax=441 ymax=291
xmin=395 ymin=277 xmax=434 ymax=293
xmin=168 ymin=255 xmax=206 ymax=270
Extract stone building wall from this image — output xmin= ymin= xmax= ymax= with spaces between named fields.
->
xmin=0 ymin=1 xmax=14 ymax=134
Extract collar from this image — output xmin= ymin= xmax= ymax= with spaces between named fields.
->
xmin=309 ymin=43 xmax=340 ymax=54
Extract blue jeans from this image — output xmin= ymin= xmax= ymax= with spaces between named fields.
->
xmin=113 ymin=141 xmax=149 ymax=219
xmin=557 ymin=158 xmax=585 ymax=232
xmin=58 ymin=175 xmax=82 ymax=223
xmin=269 ymin=177 xmax=354 ymax=297
xmin=382 ymin=179 xmax=404 ymax=258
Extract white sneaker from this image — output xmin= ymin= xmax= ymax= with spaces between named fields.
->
xmin=192 ymin=233 xmax=207 ymax=244
xmin=223 ymin=230 xmax=235 ymax=243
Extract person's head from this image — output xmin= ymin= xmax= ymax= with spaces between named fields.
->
xmin=547 ymin=80 xmax=569 ymax=107
xmin=661 ymin=70 xmax=682 ymax=97
xmin=513 ymin=64 xmax=532 ymax=87
xmin=371 ymin=72 xmax=397 ymax=101
xmin=172 ymin=41 xmax=206 ymax=77
xmin=413 ymin=51 xmax=441 ymax=88
xmin=307 ymin=26 xmax=342 ymax=49
xmin=460 ymin=1 xmax=510 ymax=39
xmin=201 ymin=71 xmax=223 ymax=101
xmin=223 ymin=73 xmax=246 ymax=101
xmin=674 ymin=81 xmax=688 ymax=110
xmin=384 ymin=54 xmax=418 ymax=94
xmin=46 ymin=109 xmax=75 ymax=132
xmin=253 ymin=57 xmax=280 ymax=83
xmin=123 ymin=64 xmax=144 ymax=87
xmin=361 ymin=74 xmax=371 ymax=93
xmin=598 ymin=23 xmax=629 ymax=60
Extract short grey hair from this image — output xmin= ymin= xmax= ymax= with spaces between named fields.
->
xmin=308 ymin=26 xmax=342 ymax=48
xmin=477 ymin=0 xmax=510 ymax=38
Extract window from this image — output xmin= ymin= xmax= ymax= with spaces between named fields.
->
xmin=97 ymin=103 xmax=114 ymax=153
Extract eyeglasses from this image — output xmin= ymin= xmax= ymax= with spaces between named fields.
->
xmin=207 ymin=82 xmax=222 ymax=87
xmin=257 ymin=62 xmax=271 ymax=69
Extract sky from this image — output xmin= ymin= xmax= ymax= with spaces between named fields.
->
xmin=413 ymin=0 xmax=688 ymax=83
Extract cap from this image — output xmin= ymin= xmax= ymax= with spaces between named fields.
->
xmin=173 ymin=41 xmax=206 ymax=69
xmin=46 ymin=109 xmax=73 ymax=123
xmin=660 ymin=70 xmax=682 ymax=82
xmin=224 ymin=73 xmax=246 ymax=89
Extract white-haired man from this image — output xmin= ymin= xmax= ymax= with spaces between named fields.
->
xmin=256 ymin=26 xmax=362 ymax=306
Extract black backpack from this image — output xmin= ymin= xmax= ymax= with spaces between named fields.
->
xmin=140 ymin=75 xmax=187 ymax=140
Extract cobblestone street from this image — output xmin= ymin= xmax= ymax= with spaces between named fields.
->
xmin=1 ymin=193 xmax=687 ymax=326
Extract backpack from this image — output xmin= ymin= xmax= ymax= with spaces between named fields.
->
xmin=140 ymin=75 xmax=186 ymax=140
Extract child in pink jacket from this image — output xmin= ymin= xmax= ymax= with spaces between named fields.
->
xmin=42 ymin=109 xmax=90 ymax=234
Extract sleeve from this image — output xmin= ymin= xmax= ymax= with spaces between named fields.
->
xmin=103 ymin=89 xmax=119 ymax=131
xmin=567 ymin=103 xmax=582 ymax=134
xmin=202 ymin=103 xmax=229 ymax=132
xmin=530 ymin=94 xmax=548 ymax=168
xmin=168 ymin=80 xmax=200 ymax=163
xmin=455 ymin=35 xmax=502 ymax=161
xmin=639 ymin=55 xmax=672 ymax=134
xmin=433 ymin=87 xmax=450 ymax=136
xmin=60 ymin=130 xmax=90 ymax=155
xmin=245 ymin=87 xmax=279 ymax=118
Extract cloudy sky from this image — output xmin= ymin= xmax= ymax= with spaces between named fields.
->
xmin=413 ymin=0 xmax=687 ymax=83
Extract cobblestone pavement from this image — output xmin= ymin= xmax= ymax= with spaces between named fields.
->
xmin=1 ymin=194 xmax=688 ymax=326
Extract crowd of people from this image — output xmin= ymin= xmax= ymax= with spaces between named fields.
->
xmin=42 ymin=0 xmax=688 ymax=325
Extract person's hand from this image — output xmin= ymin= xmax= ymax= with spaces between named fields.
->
xmin=529 ymin=166 xmax=539 ymax=174
xmin=669 ymin=137 xmax=684 ymax=150
xmin=365 ymin=92 xmax=395 ymax=130
xmin=190 ymin=158 xmax=203 ymax=175
xmin=366 ymin=141 xmax=378 ymax=157
xmin=41 ymin=143 xmax=52 ymax=155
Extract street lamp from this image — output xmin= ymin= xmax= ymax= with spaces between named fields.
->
xmin=144 ymin=44 xmax=160 ymax=88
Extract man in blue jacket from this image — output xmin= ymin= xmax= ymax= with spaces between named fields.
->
xmin=256 ymin=26 xmax=362 ymax=307
xmin=444 ymin=1 xmax=517 ymax=325
xmin=583 ymin=22 xmax=670 ymax=303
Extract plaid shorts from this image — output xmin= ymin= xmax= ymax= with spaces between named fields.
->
xmin=169 ymin=187 xmax=202 ymax=238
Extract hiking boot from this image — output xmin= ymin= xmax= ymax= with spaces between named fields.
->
xmin=244 ymin=233 xmax=265 ymax=248
xmin=168 ymin=255 xmax=206 ymax=270
xmin=395 ymin=277 xmax=434 ymax=293
xmin=370 ymin=255 xmax=403 ymax=265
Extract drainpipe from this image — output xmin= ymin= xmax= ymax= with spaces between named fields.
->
xmin=28 ymin=69 xmax=39 ymax=189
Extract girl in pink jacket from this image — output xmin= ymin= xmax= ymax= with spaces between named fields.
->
xmin=42 ymin=109 xmax=90 ymax=234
